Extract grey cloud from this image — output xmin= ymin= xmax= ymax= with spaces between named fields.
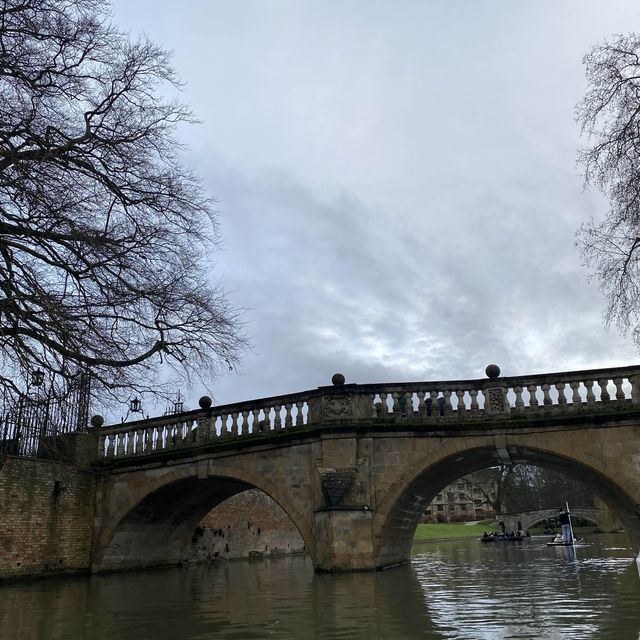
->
xmin=106 ymin=0 xmax=638 ymax=412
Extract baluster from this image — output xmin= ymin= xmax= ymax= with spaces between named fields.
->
xmin=99 ymin=433 xmax=107 ymax=458
xmin=126 ymin=433 xmax=133 ymax=454
xmin=403 ymin=391 xmax=413 ymax=417
xmin=430 ymin=391 xmax=440 ymax=418
xmin=598 ymin=379 xmax=610 ymax=402
xmin=469 ymin=389 xmax=479 ymax=414
xmin=264 ymin=409 xmax=272 ymax=431
xmin=417 ymin=391 xmax=427 ymax=416
xmin=570 ymin=382 xmax=581 ymax=409
xmin=275 ymin=405 xmax=284 ymax=429
xmin=555 ymin=382 xmax=567 ymax=406
xmin=287 ymin=403 xmax=295 ymax=427
xmin=443 ymin=390 xmax=451 ymax=415
xmin=585 ymin=380 xmax=595 ymax=404
xmin=241 ymin=410 xmax=249 ymax=435
xmin=541 ymin=384 xmax=552 ymax=406
xmin=219 ymin=414 xmax=229 ymax=438
xmin=456 ymin=390 xmax=466 ymax=414
xmin=613 ymin=377 xmax=625 ymax=401
xmin=135 ymin=427 xmax=143 ymax=454
xmin=527 ymin=384 xmax=538 ymax=409
xmin=391 ymin=392 xmax=400 ymax=416
xmin=117 ymin=433 xmax=125 ymax=456
xmin=630 ymin=376 xmax=640 ymax=404
xmin=513 ymin=386 xmax=524 ymax=412
xmin=230 ymin=411 xmax=239 ymax=436
xmin=250 ymin=408 xmax=259 ymax=433
xmin=296 ymin=401 xmax=304 ymax=426
xmin=379 ymin=393 xmax=388 ymax=416
xmin=284 ymin=403 xmax=293 ymax=428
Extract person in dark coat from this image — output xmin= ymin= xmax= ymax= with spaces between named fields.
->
xmin=559 ymin=511 xmax=572 ymax=544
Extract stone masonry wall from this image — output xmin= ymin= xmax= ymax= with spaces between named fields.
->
xmin=188 ymin=489 xmax=305 ymax=562
xmin=0 ymin=456 xmax=97 ymax=579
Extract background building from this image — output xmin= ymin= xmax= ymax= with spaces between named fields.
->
xmin=423 ymin=470 xmax=498 ymax=523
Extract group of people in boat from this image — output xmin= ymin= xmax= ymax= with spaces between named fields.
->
xmin=483 ymin=519 xmax=532 ymax=540
xmin=481 ymin=511 xmax=582 ymax=545
xmin=481 ymin=528 xmax=532 ymax=541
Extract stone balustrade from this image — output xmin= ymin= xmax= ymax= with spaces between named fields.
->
xmin=97 ymin=364 xmax=640 ymax=461
xmin=98 ymin=390 xmax=314 ymax=460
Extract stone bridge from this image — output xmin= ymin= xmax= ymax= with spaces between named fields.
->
xmin=90 ymin=364 xmax=640 ymax=572
xmin=497 ymin=506 xmax=602 ymax=533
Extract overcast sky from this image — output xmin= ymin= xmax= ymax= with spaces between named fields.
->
xmin=111 ymin=0 xmax=640 ymax=409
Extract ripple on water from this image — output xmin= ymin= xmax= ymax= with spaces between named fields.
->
xmin=0 ymin=536 xmax=637 ymax=640
xmin=410 ymin=536 xmax=638 ymax=640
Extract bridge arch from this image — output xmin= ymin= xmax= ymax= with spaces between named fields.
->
xmin=372 ymin=442 xmax=640 ymax=568
xmin=94 ymin=462 xmax=315 ymax=572
xmin=523 ymin=510 xmax=600 ymax=531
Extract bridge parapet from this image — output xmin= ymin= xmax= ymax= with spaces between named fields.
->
xmin=97 ymin=364 xmax=640 ymax=462
xmin=97 ymin=387 xmax=317 ymax=460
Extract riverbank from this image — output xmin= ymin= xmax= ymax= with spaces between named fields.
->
xmin=414 ymin=522 xmax=493 ymax=541
xmin=414 ymin=522 xmax=598 ymax=542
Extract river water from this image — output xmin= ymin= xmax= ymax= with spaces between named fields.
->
xmin=1 ymin=534 xmax=638 ymax=639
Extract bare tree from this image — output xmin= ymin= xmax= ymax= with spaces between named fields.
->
xmin=577 ymin=33 xmax=640 ymax=347
xmin=500 ymin=465 xmax=594 ymax=513
xmin=0 ymin=0 xmax=245 ymax=405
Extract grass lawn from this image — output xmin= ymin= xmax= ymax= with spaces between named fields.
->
xmin=414 ymin=523 xmax=598 ymax=541
xmin=414 ymin=522 xmax=495 ymax=541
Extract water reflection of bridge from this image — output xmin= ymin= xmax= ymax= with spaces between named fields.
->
xmin=92 ymin=364 xmax=640 ymax=572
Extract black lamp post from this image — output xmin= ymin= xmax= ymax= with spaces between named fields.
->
xmin=129 ymin=397 xmax=143 ymax=414
xmin=31 ymin=368 xmax=45 ymax=387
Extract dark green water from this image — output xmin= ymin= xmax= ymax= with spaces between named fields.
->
xmin=0 ymin=535 xmax=637 ymax=639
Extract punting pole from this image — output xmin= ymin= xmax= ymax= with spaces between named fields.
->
xmin=566 ymin=501 xmax=576 ymax=552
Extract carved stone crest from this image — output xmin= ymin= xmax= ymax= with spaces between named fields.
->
xmin=486 ymin=388 xmax=507 ymax=414
xmin=322 ymin=395 xmax=352 ymax=419
xmin=319 ymin=467 xmax=356 ymax=506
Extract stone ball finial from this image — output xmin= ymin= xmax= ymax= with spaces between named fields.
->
xmin=331 ymin=373 xmax=346 ymax=386
xmin=90 ymin=414 xmax=104 ymax=428
xmin=199 ymin=395 xmax=213 ymax=409
xmin=485 ymin=364 xmax=501 ymax=379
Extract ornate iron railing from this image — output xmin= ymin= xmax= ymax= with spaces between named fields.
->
xmin=0 ymin=374 xmax=91 ymax=459
xmin=97 ymin=364 xmax=640 ymax=462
